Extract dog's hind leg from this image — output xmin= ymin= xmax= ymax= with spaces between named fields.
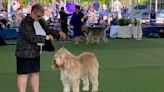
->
xmin=89 ymin=70 xmax=99 ymax=92
xmin=81 ymin=75 xmax=89 ymax=91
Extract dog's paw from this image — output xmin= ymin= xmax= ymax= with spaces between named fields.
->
xmin=82 ymin=88 xmax=89 ymax=92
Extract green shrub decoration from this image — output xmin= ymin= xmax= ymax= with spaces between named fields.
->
xmin=118 ymin=18 xmax=131 ymax=26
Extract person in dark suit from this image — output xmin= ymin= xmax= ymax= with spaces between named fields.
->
xmin=59 ymin=7 xmax=71 ymax=40
xmin=15 ymin=4 xmax=66 ymax=92
xmin=70 ymin=5 xmax=84 ymax=44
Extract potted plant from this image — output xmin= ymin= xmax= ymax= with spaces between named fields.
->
xmin=118 ymin=18 xmax=130 ymax=26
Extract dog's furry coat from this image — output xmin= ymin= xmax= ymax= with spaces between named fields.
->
xmin=52 ymin=48 xmax=99 ymax=92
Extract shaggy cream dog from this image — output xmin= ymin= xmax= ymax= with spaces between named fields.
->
xmin=52 ymin=48 xmax=99 ymax=92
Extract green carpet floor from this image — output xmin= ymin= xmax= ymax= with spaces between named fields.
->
xmin=1 ymin=38 xmax=164 ymax=92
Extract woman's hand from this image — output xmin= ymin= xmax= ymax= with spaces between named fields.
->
xmin=46 ymin=35 xmax=54 ymax=40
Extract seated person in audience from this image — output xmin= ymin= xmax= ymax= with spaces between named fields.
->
xmin=97 ymin=14 xmax=109 ymax=30
xmin=98 ymin=14 xmax=108 ymax=26
xmin=14 ymin=8 xmax=25 ymax=26
xmin=159 ymin=29 xmax=164 ymax=38
xmin=46 ymin=17 xmax=53 ymax=25
xmin=0 ymin=18 xmax=10 ymax=28
xmin=11 ymin=15 xmax=19 ymax=28
xmin=148 ymin=30 xmax=159 ymax=38
xmin=97 ymin=14 xmax=105 ymax=25
xmin=110 ymin=12 xmax=118 ymax=26
xmin=88 ymin=7 xmax=97 ymax=24
xmin=150 ymin=10 xmax=156 ymax=23
xmin=105 ymin=14 xmax=118 ymax=37
xmin=0 ymin=11 xmax=10 ymax=28
xmin=44 ymin=9 xmax=51 ymax=21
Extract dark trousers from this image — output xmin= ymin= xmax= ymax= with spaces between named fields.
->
xmin=0 ymin=35 xmax=6 ymax=45
xmin=61 ymin=22 xmax=68 ymax=35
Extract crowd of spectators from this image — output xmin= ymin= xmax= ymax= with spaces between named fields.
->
xmin=0 ymin=0 xmax=132 ymax=28
xmin=2 ymin=0 xmax=156 ymax=43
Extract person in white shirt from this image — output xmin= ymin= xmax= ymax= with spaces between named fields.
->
xmin=11 ymin=0 xmax=20 ymax=12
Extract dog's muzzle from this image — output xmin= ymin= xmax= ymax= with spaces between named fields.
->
xmin=53 ymin=60 xmax=56 ymax=64
xmin=53 ymin=60 xmax=59 ymax=68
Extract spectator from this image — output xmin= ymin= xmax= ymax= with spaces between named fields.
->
xmin=59 ymin=0 xmax=65 ymax=7
xmin=150 ymin=10 xmax=156 ymax=23
xmin=88 ymin=5 xmax=97 ymax=23
xmin=52 ymin=0 xmax=59 ymax=18
xmin=44 ymin=9 xmax=51 ymax=21
xmin=113 ymin=0 xmax=123 ymax=19
xmin=30 ymin=0 xmax=35 ymax=7
xmin=11 ymin=15 xmax=18 ymax=28
xmin=0 ymin=11 xmax=10 ymax=28
xmin=0 ymin=0 xmax=2 ymax=10
xmin=11 ymin=0 xmax=20 ymax=12
xmin=15 ymin=8 xmax=25 ymax=26
xmin=159 ymin=29 xmax=164 ymax=38
xmin=92 ymin=0 xmax=100 ymax=11
xmin=110 ymin=13 xmax=118 ymax=26
xmin=97 ymin=14 xmax=106 ymax=26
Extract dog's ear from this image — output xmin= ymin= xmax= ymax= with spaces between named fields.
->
xmin=63 ymin=58 xmax=70 ymax=69
xmin=62 ymin=50 xmax=70 ymax=59
xmin=60 ymin=48 xmax=73 ymax=69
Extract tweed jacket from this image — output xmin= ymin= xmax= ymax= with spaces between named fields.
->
xmin=15 ymin=15 xmax=50 ymax=58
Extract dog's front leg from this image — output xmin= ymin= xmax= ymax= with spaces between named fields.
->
xmin=62 ymin=79 xmax=71 ymax=92
xmin=61 ymin=71 xmax=71 ymax=92
xmin=71 ymin=80 xmax=80 ymax=92
xmin=87 ymin=30 xmax=93 ymax=44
